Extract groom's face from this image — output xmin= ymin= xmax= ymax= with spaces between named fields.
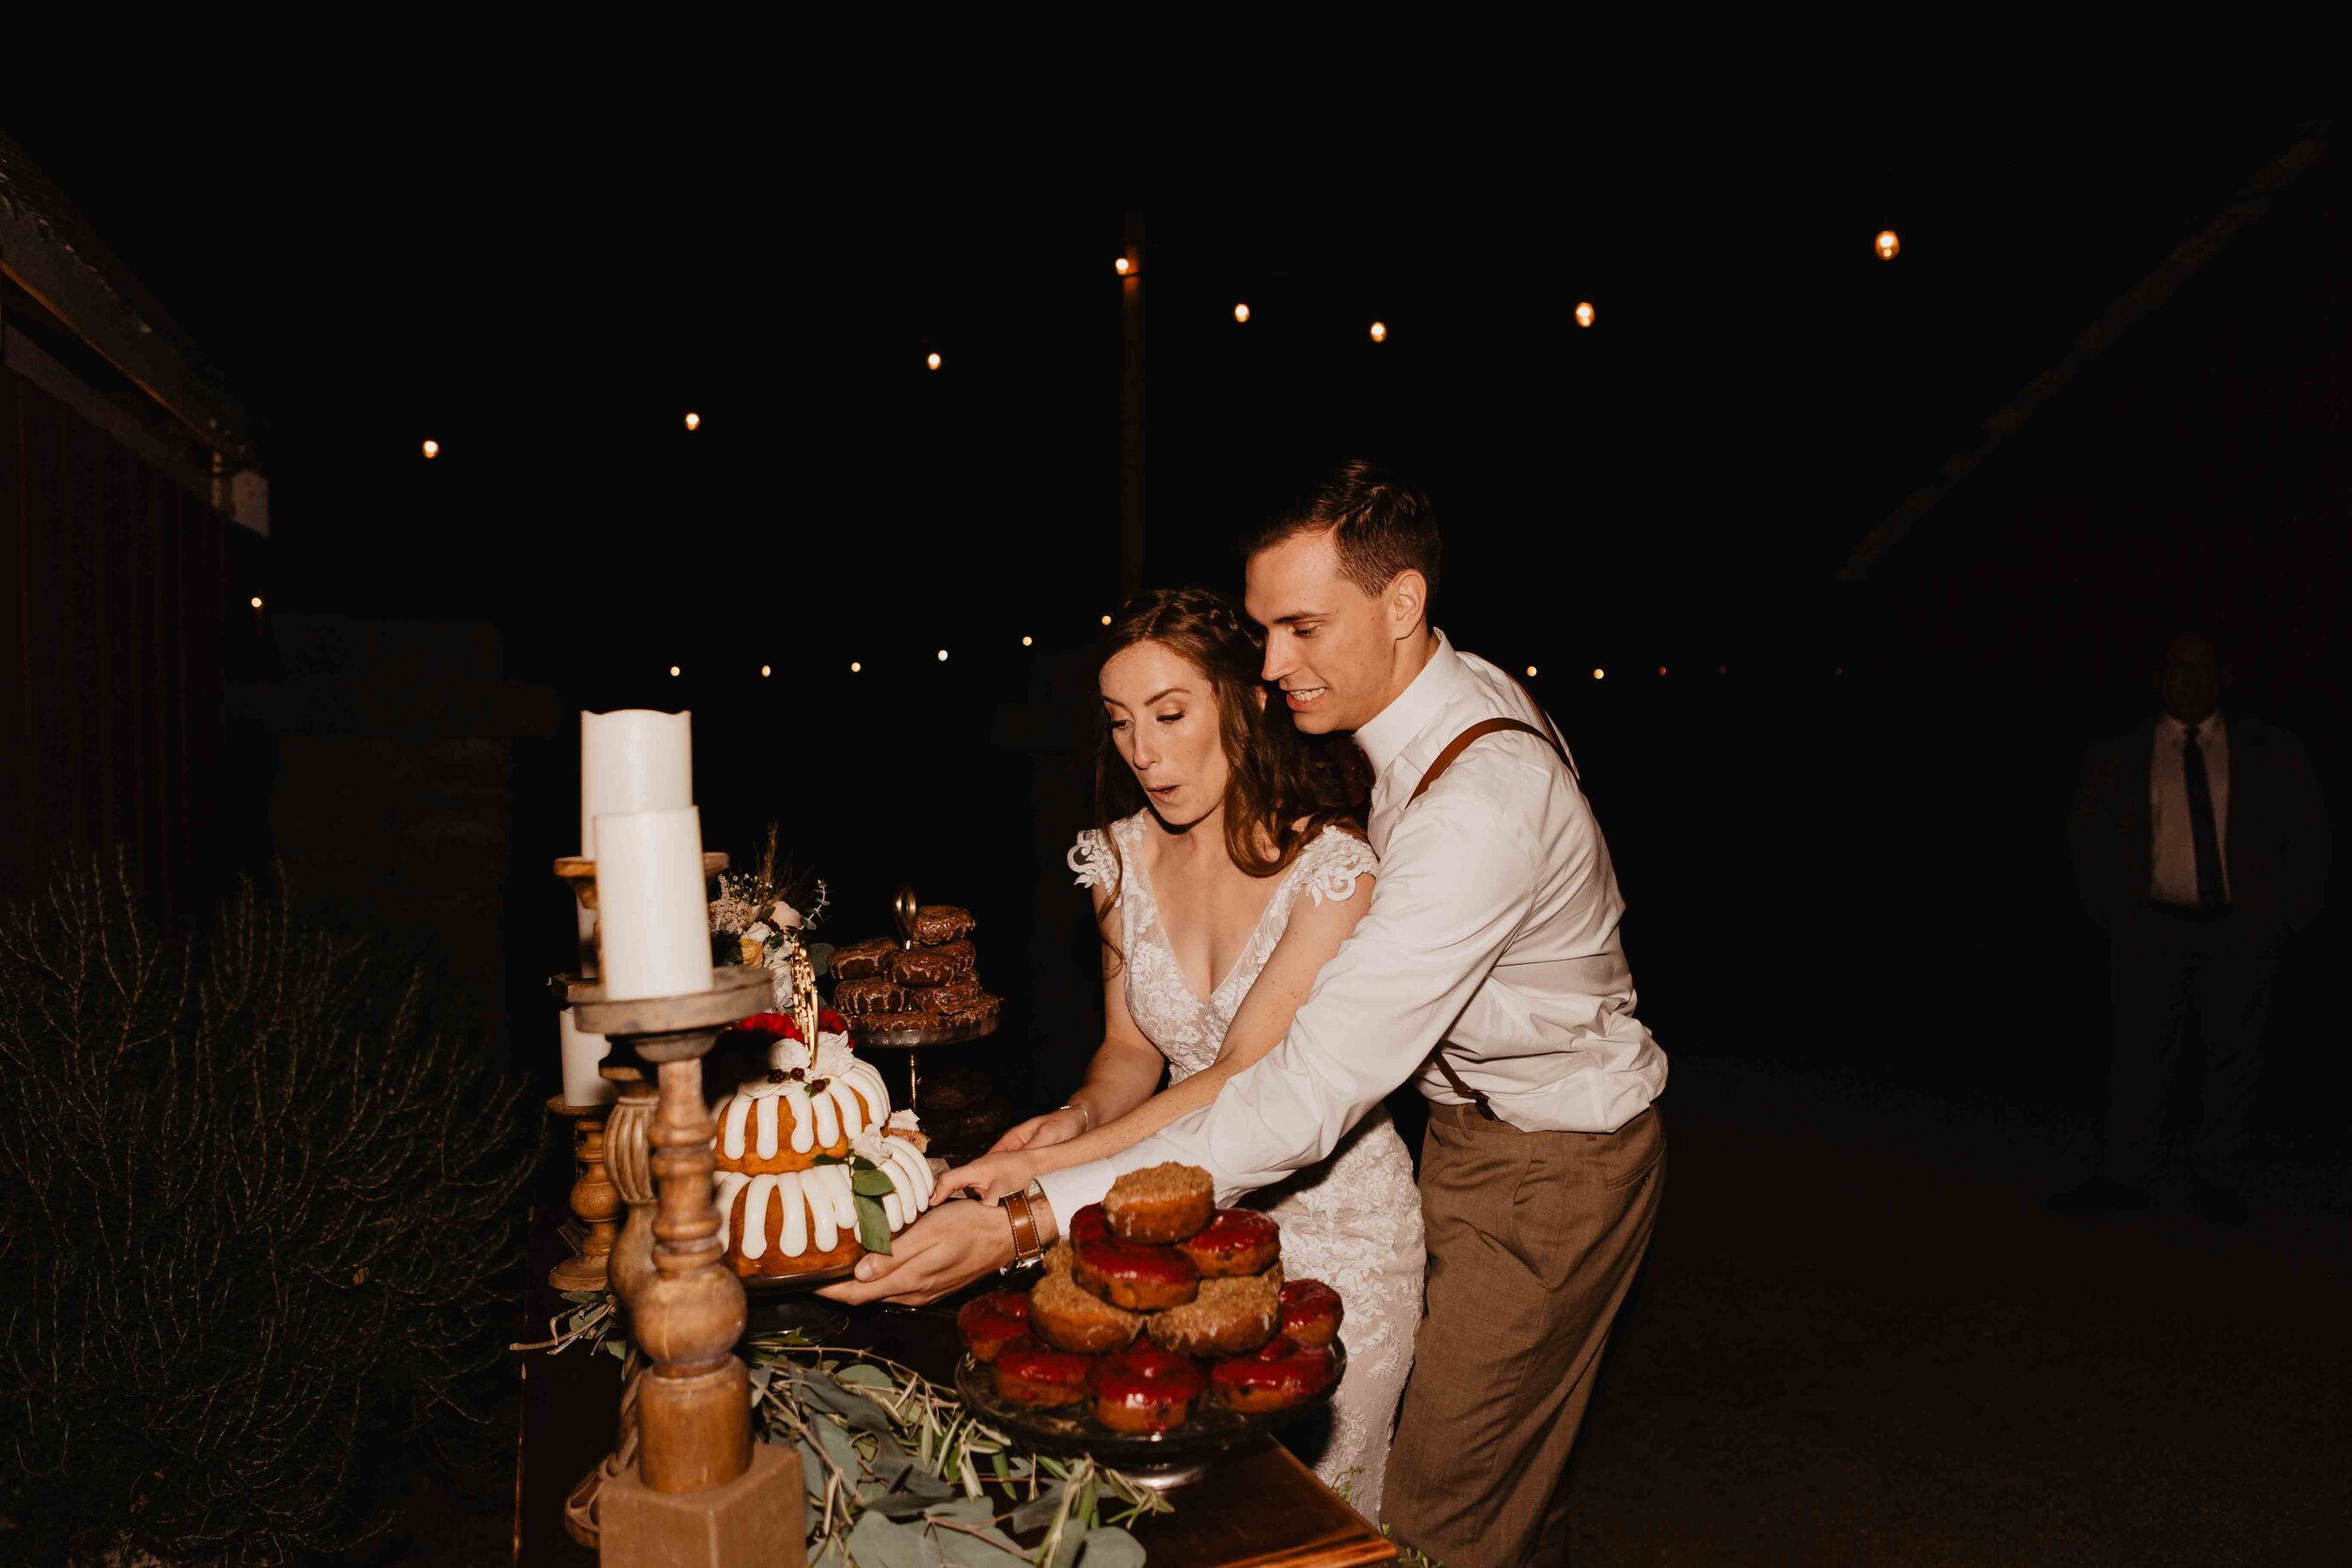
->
xmin=1245 ymin=528 xmax=1389 ymax=736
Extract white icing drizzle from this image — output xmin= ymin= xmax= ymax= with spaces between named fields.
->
xmin=714 ymin=1164 xmax=858 ymax=1259
xmin=717 ymin=1051 xmax=895 ymax=1161
xmin=851 ymin=1132 xmax=934 ymax=1233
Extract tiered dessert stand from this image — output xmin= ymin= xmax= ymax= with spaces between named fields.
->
xmin=847 ymin=885 xmax=999 ymax=1117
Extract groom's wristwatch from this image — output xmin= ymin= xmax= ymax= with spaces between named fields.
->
xmin=999 ymin=1180 xmax=1052 ymax=1274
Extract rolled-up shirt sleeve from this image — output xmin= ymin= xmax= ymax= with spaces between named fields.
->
xmin=1040 ymin=786 xmax=1540 ymax=1215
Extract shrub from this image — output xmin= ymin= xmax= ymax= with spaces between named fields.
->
xmin=0 ymin=861 xmax=533 ymax=1566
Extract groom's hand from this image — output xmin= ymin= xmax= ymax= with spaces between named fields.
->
xmin=817 ymin=1196 xmax=1014 ymax=1307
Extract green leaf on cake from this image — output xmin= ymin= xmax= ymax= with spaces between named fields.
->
xmin=855 ymin=1192 xmax=894 ymax=1255
xmin=851 ymin=1165 xmax=899 ymax=1198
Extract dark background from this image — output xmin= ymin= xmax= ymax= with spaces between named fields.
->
xmin=9 ymin=106 xmax=2344 ymax=1157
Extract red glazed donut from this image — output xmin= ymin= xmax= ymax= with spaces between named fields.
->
xmin=1089 ymin=1343 xmax=1208 ymax=1433
xmin=992 ymin=1337 xmax=1098 ymax=1408
xmin=1209 ymin=1335 xmax=1335 ymax=1414
xmin=1175 ymin=1209 xmax=1281 ymax=1277
xmin=1066 ymin=1203 xmax=1111 ymax=1245
xmin=956 ymin=1289 xmax=1031 ymax=1363
xmin=1073 ymin=1234 xmax=1200 ymax=1311
xmin=1278 ymin=1279 xmax=1343 ymax=1348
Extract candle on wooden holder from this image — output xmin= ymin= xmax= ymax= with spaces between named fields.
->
xmin=559 ymin=1006 xmax=617 ymax=1107
xmin=594 ymin=807 xmax=715 ymax=1002
xmin=580 ymin=709 xmax=693 ymax=858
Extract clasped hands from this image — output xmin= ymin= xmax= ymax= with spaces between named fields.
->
xmin=815 ymin=1105 xmax=1087 ymax=1307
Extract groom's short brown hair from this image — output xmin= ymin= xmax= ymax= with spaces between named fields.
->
xmin=1247 ymin=459 xmax=1441 ymax=611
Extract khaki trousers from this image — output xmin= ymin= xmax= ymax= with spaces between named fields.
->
xmin=1383 ymin=1102 xmax=1664 ymax=1568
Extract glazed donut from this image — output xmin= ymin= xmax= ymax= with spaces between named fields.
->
xmin=1090 ymin=1343 xmax=1208 ymax=1434
xmin=956 ymin=1289 xmax=1031 ymax=1363
xmin=991 ymin=1337 xmax=1097 ymax=1409
xmin=1103 ymin=1163 xmax=1215 ymax=1244
xmin=1145 ymin=1266 xmax=1283 ymax=1357
xmin=1073 ymin=1233 xmax=1200 ymax=1310
xmin=1209 ymin=1335 xmax=1335 ymax=1414
xmin=1175 ymin=1209 xmax=1281 ymax=1277
xmin=1278 ymin=1279 xmax=1343 ymax=1348
xmin=1028 ymin=1270 xmax=1141 ymax=1354
xmin=1065 ymin=1203 xmax=1111 ymax=1245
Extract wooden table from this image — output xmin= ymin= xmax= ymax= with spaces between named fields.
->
xmin=516 ymin=1216 xmax=1394 ymax=1567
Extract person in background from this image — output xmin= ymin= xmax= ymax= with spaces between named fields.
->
xmin=2057 ymin=633 xmax=2330 ymax=1225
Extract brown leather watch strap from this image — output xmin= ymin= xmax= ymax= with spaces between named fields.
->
xmin=1408 ymin=717 xmax=1566 ymax=803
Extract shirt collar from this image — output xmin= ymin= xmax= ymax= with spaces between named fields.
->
xmin=1352 ymin=629 xmax=1468 ymax=775
xmin=2160 ymin=709 xmax=2226 ymax=744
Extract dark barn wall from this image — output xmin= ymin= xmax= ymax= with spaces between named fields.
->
xmin=0 ymin=368 xmax=250 ymax=922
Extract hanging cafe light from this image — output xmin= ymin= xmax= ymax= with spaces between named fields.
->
xmin=927 ymin=352 xmax=943 ymax=371
xmin=1875 ymin=230 xmax=1900 ymax=261
xmin=1369 ymin=321 xmax=1389 ymax=343
xmin=1232 ymin=303 xmax=1250 ymax=324
xmin=1574 ymin=302 xmax=1595 ymax=329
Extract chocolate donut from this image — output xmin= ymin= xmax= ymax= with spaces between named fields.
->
xmin=1278 ymin=1279 xmax=1344 ymax=1348
xmin=1208 ymin=1335 xmax=1335 ymax=1413
xmin=829 ymin=937 xmax=900 ymax=980
xmin=852 ymin=1010 xmax=947 ymax=1033
xmin=1103 ymin=1163 xmax=1215 ymax=1243
xmin=832 ymin=976 xmax=907 ymax=1016
xmin=1090 ymin=1343 xmax=1208 ymax=1434
xmin=938 ymin=994 xmax=1002 ymax=1030
xmin=1175 ymin=1209 xmax=1281 ymax=1277
xmin=1028 ymin=1270 xmax=1141 ymax=1354
xmin=991 ymin=1337 xmax=1096 ymax=1409
xmin=907 ymin=977 xmax=983 ymax=1014
xmin=957 ymin=1290 xmax=1031 ymax=1364
xmin=909 ymin=905 xmax=976 ymax=944
xmin=1073 ymin=1232 xmax=1200 ymax=1311
xmin=891 ymin=941 xmax=975 ymax=987
xmin=1145 ymin=1267 xmax=1283 ymax=1357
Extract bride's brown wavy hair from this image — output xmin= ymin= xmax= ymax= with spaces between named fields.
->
xmin=1090 ymin=588 xmax=1362 ymax=956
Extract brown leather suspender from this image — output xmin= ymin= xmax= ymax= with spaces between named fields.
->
xmin=1407 ymin=717 xmax=1568 ymax=803
xmin=1407 ymin=713 xmax=1572 ymax=1117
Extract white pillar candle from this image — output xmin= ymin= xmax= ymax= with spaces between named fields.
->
xmin=559 ymin=1007 xmax=617 ymax=1107
xmin=594 ymin=806 xmax=715 ymax=1001
xmin=580 ymin=709 xmax=693 ymax=858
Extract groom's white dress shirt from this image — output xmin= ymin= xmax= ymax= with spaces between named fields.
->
xmin=1038 ymin=630 xmax=1670 ymax=1218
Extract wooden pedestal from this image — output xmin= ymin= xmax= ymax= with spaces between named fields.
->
xmin=597 ymin=1442 xmax=805 ymax=1568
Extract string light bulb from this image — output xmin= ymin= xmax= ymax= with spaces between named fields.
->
xmin=1101 ymin=613 xmax=1112 ymax=626
xmin=760 ymin=664 xmax=771 ymax=677
xmin=669 ymin=665 xmax=681 ymax=678
xmin=1369 ymin=321 xmax=1388 ymax=343
xmin=1592 ymin=667 xmax=1605 ymax=681
xmin=421 ymin=438 xmax=439 ymax=459
xmin=1233 ymin=303 xmax=1250 ymax=324
xmin=1875 ymin=230 xmax=1900 ymax=261
xmin=1021 ymin=635 xmax=1033 ymax=647
xmin=1574 ymin=302 xmax=1595 ymax=329
xmin=250 ymin=595 xmax=263 ymax=610
xmin=926 ymin=352 xmax=942 ymax=371
xmin=850 ymin=660 xmax=863 ymax=673
xmin=1525 ymin=665 xmax=1538 ymax=678
xmin=1115 ymin=256 xmax=1131 ymax=276
xmin=936 ymin=649 xmax=949 ymax=662
xmin=684 ymin=411 xmax=701 ymax=431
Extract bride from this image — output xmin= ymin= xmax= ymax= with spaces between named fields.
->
xmin=937 ymin=587 xmax=1425 ymax=1519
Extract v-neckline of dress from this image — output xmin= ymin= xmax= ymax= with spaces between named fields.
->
xmin=1123 ymin=816 xmax=1296 ymax=1009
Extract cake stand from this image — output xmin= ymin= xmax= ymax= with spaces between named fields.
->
xmin=847 ymin=884 xmax=1000 ymax=1115
xmin=954 ymin=1341 xmax=1346 ymax=1491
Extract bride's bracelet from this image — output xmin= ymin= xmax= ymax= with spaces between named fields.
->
xmin=1056 ymin=1102 xmax=1094 ymax=1133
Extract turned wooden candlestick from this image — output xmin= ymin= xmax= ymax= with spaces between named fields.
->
xmin=573 ymin=964 xmax=772 ymax=1497
xmin=546 ymin=1098 xmax=619 ymax=1292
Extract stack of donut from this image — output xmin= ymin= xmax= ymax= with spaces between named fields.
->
xmin=957 ymin=1162 xmax=1343 ymax=1434
xmin=831 ymin=905 xmax=1002 ymax=1034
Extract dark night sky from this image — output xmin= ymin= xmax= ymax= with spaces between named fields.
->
xmin=11 ymin=109 xmax=2324 ymax=684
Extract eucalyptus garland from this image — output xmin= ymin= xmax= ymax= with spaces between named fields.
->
xmin=746 ymin=1330 xmax=1167 ymax=1568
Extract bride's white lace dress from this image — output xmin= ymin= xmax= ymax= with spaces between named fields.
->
xmin=1070 ymin=814 xmax=1425 ymax=1520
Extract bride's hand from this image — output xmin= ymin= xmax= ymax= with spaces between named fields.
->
xmin=987 ymin=1106 xmax=1090 ymax=1156
xmin=930 ymin=1148 xmax=1041 ymax=1206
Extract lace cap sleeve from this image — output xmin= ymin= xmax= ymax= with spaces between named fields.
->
xmin=1297 ymin=826 xmax=1377 ymax=907
xmin=1067 ymin=828 xmax=1118 ymax=892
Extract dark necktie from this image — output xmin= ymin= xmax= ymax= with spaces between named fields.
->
xmin=2182 ymin=724 xmax=2226 ymax=911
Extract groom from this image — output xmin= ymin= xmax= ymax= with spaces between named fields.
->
xmin=827 ymin=460 xmax=1669 ymax=1567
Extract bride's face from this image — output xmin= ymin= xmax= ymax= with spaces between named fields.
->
xmin=1101 ymin=641 xmax=1232 ymax=829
